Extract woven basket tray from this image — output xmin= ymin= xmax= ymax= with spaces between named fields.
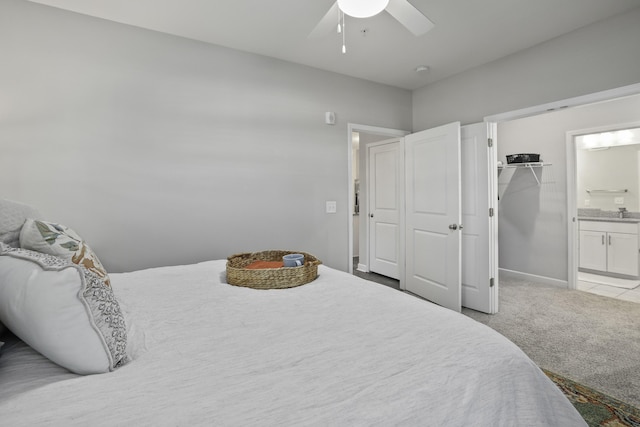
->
xmin=226 ymin=250 xmax=321 ymax=289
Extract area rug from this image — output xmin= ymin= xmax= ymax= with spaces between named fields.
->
xmin=545 ymin=370 xmax=640 ymax=427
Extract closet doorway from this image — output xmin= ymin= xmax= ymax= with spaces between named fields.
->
xmin=485 ymin=83 xmax=640 ymax=295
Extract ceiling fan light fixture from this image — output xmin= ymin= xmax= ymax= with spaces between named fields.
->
xmin=337 ymin=0 xmax=389 ymax=18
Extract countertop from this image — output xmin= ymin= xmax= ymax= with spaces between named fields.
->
xmin=578 ymin=217 xmax=640 ymax=224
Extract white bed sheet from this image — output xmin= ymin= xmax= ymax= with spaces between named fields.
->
xmin=0 ymin=260 xmax=585 ymax=426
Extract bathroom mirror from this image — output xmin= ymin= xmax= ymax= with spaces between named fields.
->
xmin=576 ymin=127 xmax=640 ymax=212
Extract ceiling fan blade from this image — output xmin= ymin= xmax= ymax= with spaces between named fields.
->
xmin=309 ymin=2 xmax=340 ymax=38
xmin=386 ymin=0 xmax=434 ymax=36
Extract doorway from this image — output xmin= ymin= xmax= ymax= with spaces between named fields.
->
xmin=483 ymin=83 xmax=640 ymax=294
xmin=567 ymin=123 xmax=640 ymax=304
xmin=349 ymin=122 xmax=499 ymax=313
xmin=347 ymin=124 xmax=409 ymax=277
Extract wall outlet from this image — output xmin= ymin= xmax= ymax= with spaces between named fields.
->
xmin=326 ymin=201 xmax=337 ymax=213
xmin=325 ymin=112 xmax=336 ymax=125
xmin=614 ymin=197 xmax=624 ymax=205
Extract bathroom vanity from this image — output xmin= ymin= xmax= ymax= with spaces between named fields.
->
xmin=579 ymin=218 xmax=640 ymax=277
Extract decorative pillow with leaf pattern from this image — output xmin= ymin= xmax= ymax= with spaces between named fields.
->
xmin=19 ymin=219 xmax=111 ymax=287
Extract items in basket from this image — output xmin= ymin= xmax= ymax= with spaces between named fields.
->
xmin=245 ymin=261 xmax=284 ymax=269
xmin=283 ymin=253 xmax=304 ymax=267
xmin=226 ymin=250 xmax=321 ymax=289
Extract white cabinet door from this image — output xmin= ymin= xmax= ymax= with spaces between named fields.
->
xmin=608 ymin=232 xmax=639 ymax=276
xmin=579 ymin=230 xmax=607 ymax=271
xmin=579 ymin=220 xmax=639 ymax=276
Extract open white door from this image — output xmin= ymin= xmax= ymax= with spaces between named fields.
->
xmin=405 ymin=122 xmax=462 ymax=312
xmin=368 ymin=139 xmax=403 ymax=280
xmin=460 ymin=123 xmax=499 ymax=314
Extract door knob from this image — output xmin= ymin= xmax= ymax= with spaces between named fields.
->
xmin=370 ymin=213 xmax=374 ymax=218
xmin=449 ymin=224 xmax=458 ymax=230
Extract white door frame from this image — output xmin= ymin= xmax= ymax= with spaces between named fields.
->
xmin=347 ymin=123 xmax=410 ymax=274
xmin=566 ymin=119 xmax=640 ymax=290
xmin=484 ymin=83 xmax=640 ymax=124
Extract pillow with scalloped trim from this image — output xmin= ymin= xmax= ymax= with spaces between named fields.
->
xmin=0 ymin=244 xmax=127 ymax=374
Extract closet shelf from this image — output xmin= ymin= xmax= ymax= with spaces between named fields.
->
xmin=586 ymin=189 xmax=628 ymax=194
xmin=498 ymin=162 xmax=551 ymax=185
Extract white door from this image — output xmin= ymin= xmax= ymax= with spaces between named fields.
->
xmin=368 ymin=139 xmax=402 ymax=279
xmin=460 ymin=123 xmax=499 ymax=314
xmin=405 ymin=122 xmax=462 ymax=312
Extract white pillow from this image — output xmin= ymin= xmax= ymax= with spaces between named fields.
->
xmin=0 ymin=244 xmax=128 ymax=374
xmin=0 ymin=199 xmax=42 ymax=247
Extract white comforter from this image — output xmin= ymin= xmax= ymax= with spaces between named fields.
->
xmin=0 ymin=260 xmax=585 ymax=426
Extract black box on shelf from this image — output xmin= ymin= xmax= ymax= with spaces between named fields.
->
xmin=506 ymin=153 xmax=540 ymax=164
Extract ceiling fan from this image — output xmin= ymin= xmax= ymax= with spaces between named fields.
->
xmin=310 ymin=0 xmax=435 ymax=38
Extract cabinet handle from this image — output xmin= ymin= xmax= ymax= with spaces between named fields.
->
xmin=602 ymin=235 xmax=605 ymax=245
xmin=609 ymin=235 xmax=611 ymax=246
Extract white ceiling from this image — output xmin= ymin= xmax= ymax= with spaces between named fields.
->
xmin=28 ymin=0 xmax=640 ymax=90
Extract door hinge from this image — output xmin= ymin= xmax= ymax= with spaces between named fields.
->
xmin=489 ymin=207 xmax=494 ymax=217
xmin=488 ymin=138 xmax=493 ymax=148
xmin=490 ymin=277 xmax=495 ymax=287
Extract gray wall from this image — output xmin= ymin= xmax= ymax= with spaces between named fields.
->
xmin=498 ymin=94 xmax=640 ymax=281
xmin=412 ymin=7 xmax=640 ymax=130
xmin=0 ymin=0 xmax=412 ymax=273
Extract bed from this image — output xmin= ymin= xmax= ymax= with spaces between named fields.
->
xmin=0 ymin=200 xmax=586 ymax=426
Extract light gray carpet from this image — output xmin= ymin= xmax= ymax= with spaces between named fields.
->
xmin=463 ymin=276 xmax=640 ymax=408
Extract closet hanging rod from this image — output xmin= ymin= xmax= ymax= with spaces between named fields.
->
xmin=586 ymin=189 xmax=628 ymax=194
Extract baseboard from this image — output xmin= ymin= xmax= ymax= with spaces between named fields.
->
xmin=356 ymin=263 xmax=369 ymax=273
xmin=499 ymin=268 xmax=568 ymax=289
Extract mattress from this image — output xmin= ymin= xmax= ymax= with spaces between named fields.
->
xmin=0 ymin=260 xmax=585 ymax=426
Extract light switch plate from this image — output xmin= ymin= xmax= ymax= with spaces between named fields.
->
xmin=614 ymin=197 xmax=624 ymax=205
xmin=326 ymin=201 xmax=337 ymax=213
